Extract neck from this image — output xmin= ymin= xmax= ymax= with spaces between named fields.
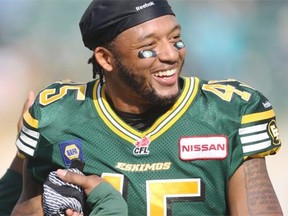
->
xmin=105 ymin=88 xmax=153 ymax=114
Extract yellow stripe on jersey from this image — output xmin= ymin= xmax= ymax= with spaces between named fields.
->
xmin=148 ymin=77 xmax=199 ymax=141
xmin=241 ymin=109 xmax=275 ymax=124
xmin=101 ymin=85 xmax=143 ymax=138
xmin=23 ymin=111 xmax=39 ymax=129
xmin=93 ymin=81 xmax=138 ymax=143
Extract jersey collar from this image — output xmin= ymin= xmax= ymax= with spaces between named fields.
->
xmin=93 ymin=77 xmax=199 ymax=145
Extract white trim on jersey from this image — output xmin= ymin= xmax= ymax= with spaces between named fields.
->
xmin=238 ymin=123 xmax=267 ymax=135
xmin=242 ymin=140 xmax=271 ymax=153
xmin=148 ymin=78 xmax=195 ymax=138
xmin=240 ymin=132 xmax=269 ymax=143
xmin=18 ymin=131 xmax=38 ymax=148
xmin=22 ymin=125 xmax=40 ymax=139
xmin=16 ymin=139 xmax=35 ymax=156
xmin=96 ymin=85 xmax=140 ymax=141
xmin=16 ymin=126 xmax=39 ymax=157
xmin=239 ymin=123 xmax=271 ymax=153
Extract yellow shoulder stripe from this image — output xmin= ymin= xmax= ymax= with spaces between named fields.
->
xmin=23 ymin=111 xmax=39 ymax=129
xmin=241 ymin=109 xmax=275 ymax=124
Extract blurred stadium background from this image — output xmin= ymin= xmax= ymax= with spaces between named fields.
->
xmin=0 ymin=0 xmax=287 ymax=214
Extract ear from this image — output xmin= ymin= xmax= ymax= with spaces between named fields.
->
xmin=94 ymin=47 xmax=113 ymax=72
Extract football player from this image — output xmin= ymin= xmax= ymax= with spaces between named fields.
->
xmin=3 ymin=0 xmax=283 ymax=215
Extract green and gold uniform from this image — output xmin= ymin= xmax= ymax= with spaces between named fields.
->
xmin=16 ymin=77 xmax=281 ymax=215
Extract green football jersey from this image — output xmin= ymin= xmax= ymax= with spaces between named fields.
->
xmin=16 ymin=77 xmax=281 ymax=215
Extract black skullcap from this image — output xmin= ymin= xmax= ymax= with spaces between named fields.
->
xmin=79 ymin=0 xmax=175 ymax=50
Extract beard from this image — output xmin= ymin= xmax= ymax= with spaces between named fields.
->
xmin=114 ymin=57 xmax=183 ymax=106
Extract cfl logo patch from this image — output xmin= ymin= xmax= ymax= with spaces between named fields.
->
xmin=268 ymin=120 xmax=281 ymax=145
xmin=133 ymin=137 xmax=151 ymax=156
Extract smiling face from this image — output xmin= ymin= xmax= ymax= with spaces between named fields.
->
xmin=99 ymin=15 xmax=186 ymax=113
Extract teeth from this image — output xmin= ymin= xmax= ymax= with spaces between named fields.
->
xmin=154 ymin=69 xmax=176 ymax=77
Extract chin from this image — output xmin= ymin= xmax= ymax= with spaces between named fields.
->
xmin=159 ymin=84 xmax=179 ymax=96
xmin=153 ymin=88 xmax=180 ymax=105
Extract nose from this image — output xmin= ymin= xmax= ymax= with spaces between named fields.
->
xmin=157 ymin=40 xmax=181 ymax=63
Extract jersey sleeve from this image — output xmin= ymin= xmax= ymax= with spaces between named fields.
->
xmin=16 ymin=80 xmax=87 ymax=159
xmin=86 ymin=182 xmax=128 ymax=216
xmin=238 ymin=89 xmax=281 ymax=159
xmin=16 ymin=95 xmax=41 ymax=159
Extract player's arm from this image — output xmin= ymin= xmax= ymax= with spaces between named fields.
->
xmin=228 ymin=82 xmax=282 ymax=215
xmin=228 ymin=157 xmax=283 ymax=215
xmin=0 ymin=159 xmax=23 ymax=215
xmin=0 ymin=91 xmax=35 ymax=215
xmin=11 ymin=159 xmax=43 ymax=216
xmin=57 ymin=169 xmax=128 ymax=216
xmin=10 ymin=91 xmax=45 ymax=215
xmin=8 ymin=91 xmax=35 ymax=175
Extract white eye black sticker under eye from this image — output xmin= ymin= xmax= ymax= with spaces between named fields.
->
xmin=174 ymin=40 xmax=185 ymax=50
xmin=138 ymin=50 xmax=157 ymax=59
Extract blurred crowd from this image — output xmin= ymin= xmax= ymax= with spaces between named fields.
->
xmin=0 ymin=0 xmax=287 ymax=214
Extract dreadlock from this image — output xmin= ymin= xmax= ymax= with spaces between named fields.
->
xmin=87 ymin=41 xmax=116 ymax=85
xmin=88 ymin=55 xmax=104 ymax=85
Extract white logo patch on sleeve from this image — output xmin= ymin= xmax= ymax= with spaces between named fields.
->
xmin=179 ymin=135 xmax=228 ymax=161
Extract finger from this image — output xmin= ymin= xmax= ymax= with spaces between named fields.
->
xmin=65 ymin=209 xmax=73 ymax=216
xmin=65 ymin=209 xmax=83 ymax=216
xmin=56 ymin=169 xmax=103 ymax=194
xmin=56 ymin=169 xmax=87 ymax=188
xmin=22 ymin=91 xmax=35 ymax=114
xmin=66 ymin=209 xmax=83 ymax=216
xmin=27 ymin=91 xmax=35 ymax=106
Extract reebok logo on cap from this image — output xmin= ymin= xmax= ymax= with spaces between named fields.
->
xmin=136 ymin=1 xmax=155 ymax=11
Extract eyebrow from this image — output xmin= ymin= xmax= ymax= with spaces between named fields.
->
xmin=137 ymin=24 xmax=182 ymax=43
